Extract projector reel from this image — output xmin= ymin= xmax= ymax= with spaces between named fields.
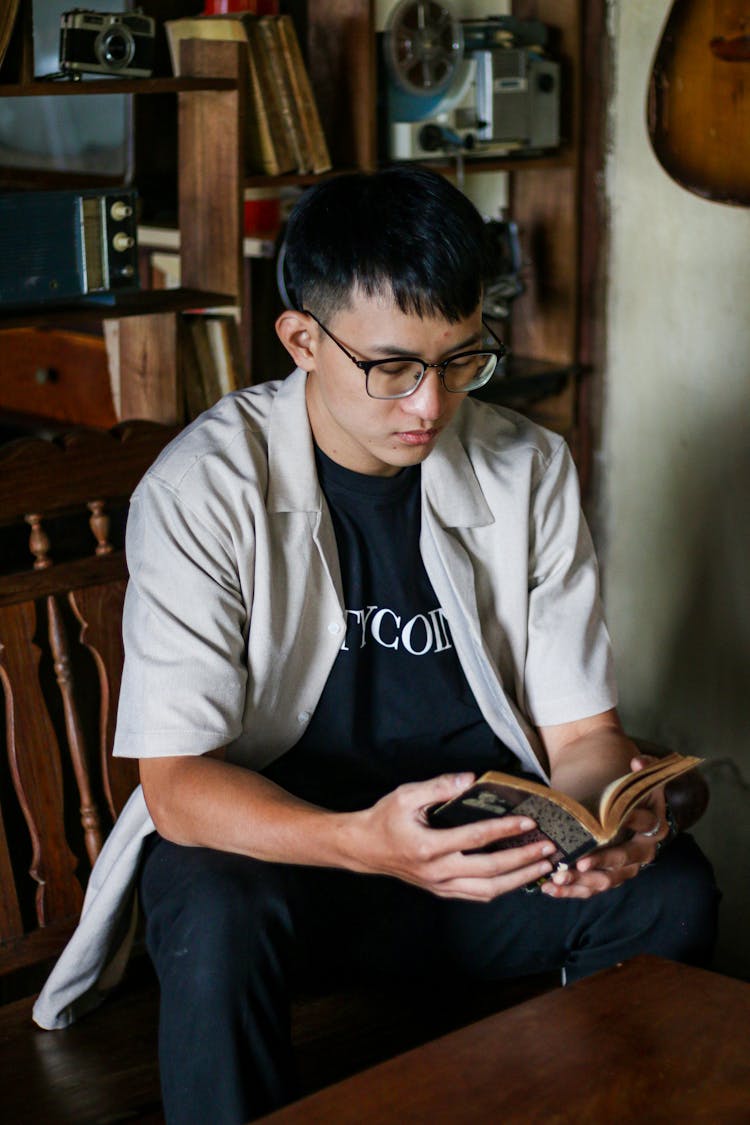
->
xmin=384 ymin=0 xmax=464 ymax=98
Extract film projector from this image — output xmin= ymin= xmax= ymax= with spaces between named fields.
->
xmin=379 ymin=0 xmax=561 ymax=162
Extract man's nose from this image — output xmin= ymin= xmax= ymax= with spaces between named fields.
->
xmin=400 ymin=366 xmax=448 ymax=420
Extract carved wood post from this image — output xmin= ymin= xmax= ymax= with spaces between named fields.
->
xmin=47 ymin=595 xmax=104 ymax=866
xmin=88 ymin=500 xmax=113 ymax=555
xmin=25 ymin=513 xmax=52 ymax=570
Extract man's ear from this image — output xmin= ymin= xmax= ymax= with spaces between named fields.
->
xmin=275 ymin=310 xmax=316 ymax=371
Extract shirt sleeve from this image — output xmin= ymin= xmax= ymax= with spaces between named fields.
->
xmin=522 ymin=440 xmax=618 ymax=726
xmin=113 ymin=475 xmax=250 ymax=758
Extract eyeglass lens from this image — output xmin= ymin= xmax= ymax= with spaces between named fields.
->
xmin=367 ymin=353 xmax=498 ymax=399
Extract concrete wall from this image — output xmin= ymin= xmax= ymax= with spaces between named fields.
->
xmin=600 ymin=0 xmax=750 ymax=977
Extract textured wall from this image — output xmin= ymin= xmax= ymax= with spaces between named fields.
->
xmin=601 ymin=0 xmax=750 ymax=977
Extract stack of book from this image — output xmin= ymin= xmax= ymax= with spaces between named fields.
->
xmin=182 ymin=313 xmax=248 ymax=419
xmin=104 ymin=311 xmax=248 ymax=422
xmin=165 ymin=11 xmax=332 ymax=176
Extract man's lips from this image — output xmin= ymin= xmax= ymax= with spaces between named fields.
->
xmin=395 ymin=428 xmax=440 ymax=445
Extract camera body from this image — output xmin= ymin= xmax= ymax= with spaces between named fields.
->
xmin=59 ymin=9 xmax=156 ymax=78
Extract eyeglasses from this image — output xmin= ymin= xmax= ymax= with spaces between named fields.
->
xmin=303 ymin=310 xmax=506 ymax=400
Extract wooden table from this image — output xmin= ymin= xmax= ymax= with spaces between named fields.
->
xmin=259 ymin=957 xmax=750 ymax=1123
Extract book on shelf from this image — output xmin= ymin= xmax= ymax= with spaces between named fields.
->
xmin=275 ymin=14 xmax=332 ymax=174
xmin=242 ymin=15 xmax=297 ymax=175
xmin=183 ymin=313 xmax=248 ymax=420
xmin=149 ymin=251 xmax=181 ymax=291
xmin=254 ymin=16 xmax=308 ymax=173
xmin=138 ymin=224 xmax=279 ymax=261
xmin=165 ymin=12 xmax=293 ymax=175
xmin=427 ymin=752 xmax=702 ymax=870
xmin=164 ymin=12 xmax=330 ymax=177
xmin=204 ymin=315 xmax=247 ymax=395
xmin=0 ymin=0 xmax=22 ymax=73
xmin=181 ymin=316 xmax=209 ymax=421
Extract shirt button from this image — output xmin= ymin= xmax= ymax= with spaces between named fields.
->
xmin=328 ymin=621 xmax=341 ymax=634
xmin=297 ymin=711 xmax=310 ymax=724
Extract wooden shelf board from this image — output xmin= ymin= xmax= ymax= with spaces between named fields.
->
xmin=473 ymin=356 xmax=580 ymax=406
xmin=413 ymin=149 xmax=577 ymax=176
xmin=0 ymin=288 xmax=235 ymax=328
xmin=244 ymin=151 xmax=575 ymax=189
xmin=244 ymin=168 xmax=360 ymax=189
xmin=0 ymin=77 xmax=237 ymax=97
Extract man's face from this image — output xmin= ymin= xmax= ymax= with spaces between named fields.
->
xmin=303 ymin=291 xmax=481 ymax=477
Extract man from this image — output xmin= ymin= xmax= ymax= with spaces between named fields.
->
xmin=34 ymin=167 xmax=717 ymax=1124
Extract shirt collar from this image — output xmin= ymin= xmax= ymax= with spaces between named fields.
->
xmin=423 ymin=421 xmax=494 ymax=529
xmin=267 ymin=368 xmax=321 ymax=513
xmin=267 ymin=368 xmax=493 ymax=529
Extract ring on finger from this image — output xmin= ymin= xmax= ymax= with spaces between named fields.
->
xmin=641 ymin=818 xmax=662 ymax=838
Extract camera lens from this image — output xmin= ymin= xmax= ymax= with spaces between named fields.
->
xmin=95 ymin=26 xmax=135 ymax=70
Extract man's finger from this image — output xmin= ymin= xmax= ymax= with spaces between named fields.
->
xmin=424 ymin=813 xmax=547 ymax=860
xmin=394 ymin=772 xmax=476 ymax=814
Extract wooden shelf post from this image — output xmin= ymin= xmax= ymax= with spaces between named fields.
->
xmin=178 ymin=40 xmax=247 ymax=306
xmin=116 ymin=313 xmax=182 ymax=425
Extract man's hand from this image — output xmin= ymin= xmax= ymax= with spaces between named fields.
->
xmin=344 ymin=773 xmax=556 ymax=902
xmin=140 ymin=758 xmax=552 ymax=899
xmin=540 ymin=754 xmax=671 ymax=900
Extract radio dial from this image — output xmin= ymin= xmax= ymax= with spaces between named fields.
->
xmin=112 ymin=232 xmax=134 ymax=253
xmin=110 ymin=201 xmax=133 ymax=222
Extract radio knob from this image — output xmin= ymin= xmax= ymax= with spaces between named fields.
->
xmin=418 ymin=124 xmax=445 ymax=152
xmin=110 ymin=200 xmax=133 ymax=222
xmin=112 ymin=232 xmax=135 ymax=253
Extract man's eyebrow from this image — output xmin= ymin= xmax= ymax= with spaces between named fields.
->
xmin=367 ymin=331 xmax=483 ymax=358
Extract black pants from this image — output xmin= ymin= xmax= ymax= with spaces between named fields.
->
xmin=138 ymin=832 xmax=718 ymax=1125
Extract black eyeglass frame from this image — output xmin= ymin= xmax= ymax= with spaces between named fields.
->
xmin=302 ymin=309 xmax=507 ymax=400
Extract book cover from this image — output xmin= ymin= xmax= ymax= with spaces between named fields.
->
xmin=204 ymin=315 xmax=248 ymax=394
xmin=180 ymin=317 xmax=210 ymax=421
xmin=185 ymin=315 xmax=224 ymax=410
xmin=275 ymin=14 xmax=332 ymax=175
xmin=427 ymin=753 xmax=702 ymax=867
xmin=165 ymin=13 xmax=255 ymax=75
xmin=255 ymin=16 xmax=308 ymax=173
xmin=164 ymin=13 xmax=294 ymax=176
xmin=243 ymin=17 xmax=296 ymax=175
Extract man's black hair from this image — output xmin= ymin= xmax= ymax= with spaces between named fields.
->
xmin=282 ymin=166 xmax=488 ymax=324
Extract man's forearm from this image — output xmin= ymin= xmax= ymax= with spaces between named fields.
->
xmin=139 ymin=754 xmax=357 ymax=869
xmin=138 ymin=754 xmax=562 ymax=901
xmin=541 ymin=711 xmax=640 ymax=805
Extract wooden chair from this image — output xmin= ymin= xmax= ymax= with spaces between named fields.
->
xmin=0 ymin=423 xmax=178 ymax=1121
xmin=0 ymin=423 xmax=710 ymax=1123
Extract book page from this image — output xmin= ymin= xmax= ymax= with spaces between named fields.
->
xmin=598 ymin=754 xmax=701 ymax=831
xmin=435 ymin=775 xmax=606 ymax=845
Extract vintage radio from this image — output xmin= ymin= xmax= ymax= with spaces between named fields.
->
xmin=0 ymin=189 xmax=139 ymax=307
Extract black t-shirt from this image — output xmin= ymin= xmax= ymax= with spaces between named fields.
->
xmin=262 ymin=447 xmax=516 ymax=811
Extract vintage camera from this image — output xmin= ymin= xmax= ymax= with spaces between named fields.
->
xmin=59 ymin=8 xmax=156 ymax=78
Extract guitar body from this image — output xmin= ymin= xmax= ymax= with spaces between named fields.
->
xmin=648 ymin=0 xmax=750 ymax=206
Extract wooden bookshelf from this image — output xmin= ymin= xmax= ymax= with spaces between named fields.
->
xmin=0 ymin=27 xmax=246 ymax=426
xmin=0 ymin=0 xmax=590 ymax=445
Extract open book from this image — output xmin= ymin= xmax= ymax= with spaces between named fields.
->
xmin=427 ymin=753 xmax=701 ymax=868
